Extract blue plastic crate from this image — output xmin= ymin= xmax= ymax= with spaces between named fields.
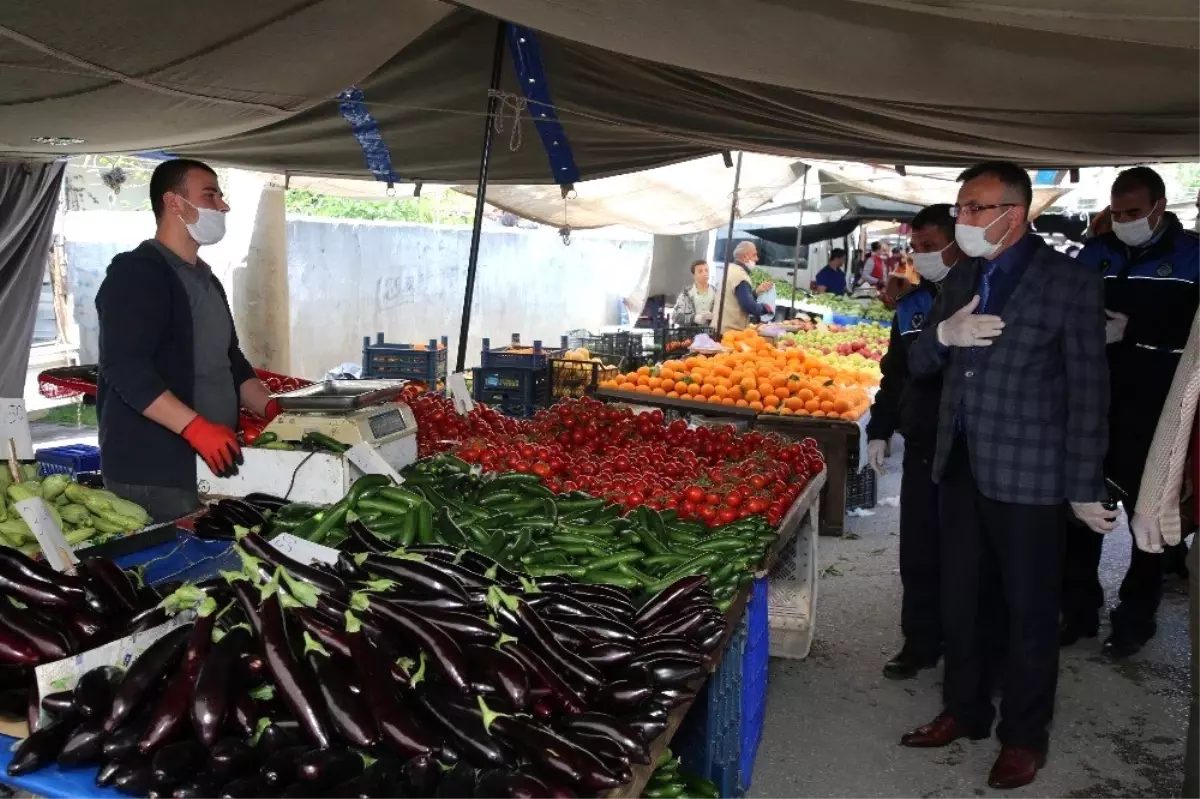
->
xmin=830 ymin=312 xmax=861 ymax=326
xmin=362 ymin=333 xmax=448 ymax=386
xmin=472 ymin=366 xmax=550 ymax=410
xmin=738 ymin=577 xmax=770 ymax=794
xmin=676 ymin=617 xmax=746 ymax=797
xmin=480 ymin=335 xmax=567 ymax=369
xmin=35 ymin=443 xmax=101 ymax=477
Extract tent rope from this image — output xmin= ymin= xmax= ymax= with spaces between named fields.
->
xmin=487 ymin=90 xmax=527 ymax=152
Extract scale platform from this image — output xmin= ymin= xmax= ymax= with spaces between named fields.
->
xmin=197 ymin=380 xmax=419 ymax=504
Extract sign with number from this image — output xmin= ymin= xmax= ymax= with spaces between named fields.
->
xmin=0 ymin=398 xmax=33 ymax=460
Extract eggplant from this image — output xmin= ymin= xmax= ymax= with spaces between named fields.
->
xmin=360 ymin=555 xmax=470 ymax=602
xmin=639 ymin=633 xmax=700 ymax=651
xmin=491 ymin=714 xmax=623 ymax=791
xmin=228 ymin=691 xmax=258 ymax=738
xmin=122 ymin=605 xmax=171 ymax=637
xmin=191 ymin=624 xmax=252 ymax=746
xmin=42 ymin=689 xmax=77 ymax=717
xmin=104 ymin=622 xmax=193 ymax=732
xmin=209 ymin=499 xmax=266 ymax=529
xmin=334 ymin=551 xmax=367 ymax=581
xmin=112 ymin=762 xmax=156 ymax=796
xmin=74 ymin=665 xmax=122 ymax=719
xmin=413 ymin=690 xmax=513 ymax=769
xmin=97 ymin=757 xmax=130 ymax=787
xmin=633 ymin=655 xmax=705 ymax=687
xmin=497 ymin=771 xmax=560 ymax=799
xmin=465 ymin=644 xmax=530 ymax=711
xmin=545 ymin=618 xmax=591 ymax=648
xmin=259 ymin=744 xmax=308 ymax=789
xmin=595 ymin=679 xmax=653 ymax=712
xmin=0 ymin=624 xmax=40 ymax=666
xmin=237 ymin=532 xmax=345 ymax=594
xmin=415 ymin=556 xmax=498 ymax=592
xmin=0 ymin=548 xmax=82 ymax=591
xmin=244 ymin=492 xmax=290 ymax=512
xmin=361 ymin=596 xmax=470 ymax=693
xmin=255 ymin=720 xmax=300 ymax=755
xmin=582 ymin=641 xmax=636 ymax=672
xmin=7 ymin=716 xmax=75 ymax=775
xmin=298 ymin=745 xmax=364 ymax=786
xmin=501 ymin=642 xmax=585 ymax=714
xmin=79 ymin=557 xmax=140 ymax=612
xmin=628 ymin=717 xmax=668 ymax=743
xmin=634 ymin=575 xmax=709 ymax=627
xmin=437 ymin=763 xmax=478 ymax=798
xmin=57 ymin=718 xmax=108 ymax=767
xmin=102 ymin=711 xmax=151 ymax=761
xmin=527 ymin=592 xmax=621 ymax=622
xmin=0 ymin=562 xmax=85 ymax=611
xmin=346 ymin=518 xmax=394 ymax=554
xmin=332 ymin=761 xmax=390 ymax=798
xmin=400 ymin=752 xmax=437 ymax=795
xmin=422 ymin=609 xmax=501 ymax=646
xmin=0 ymin=600 xmax=72 ymax=661
xmin=514 ymin=602 xmax=603 ymax=692
xmin=0 ymin=685 xmax=28 ymax=718
xmin=560 ymin=712 xmax=649 ymax=764
xmin=139 ymin=613 xmax=216 ymax=752
xmin=645 ymin=609 xmax=713 ymax=640
xmin=238 ymin=651 xmax=265 ymax=680
xmin=151 ymin=738 xmax=206 ymax=786
xmin=564 ymin=729 xmax=632 ymax=773
xmin=172 ymin=780 xmax=215 ymax=798
xmin=194 ymin=515 xmax=236 ymax=541
xmin=305 ymin=634 xmax=377 ymax=748
xmin=256 ymin=594 xmax=331 ymax=749
xmin=347 ymin=626 xmax=437 ymax=759
xmin=652 ymin=686 xmax=697 ymax=708
xmin=376 ymin=591 xmax=474 ymax=613
xmin=218 ymin=775 xmax=264 ymax=798
xmin=209 ymin=737 xmax=259 ymax=785
xmin=0 ymin=662 xmax=30 ymax=690
xmin=636 ymin=642 xmax=706 ymax=663
xmin=536 ymin=578 xmax=629 ymax=601
xmin=293 ymin=609 xmax=351 ymax=659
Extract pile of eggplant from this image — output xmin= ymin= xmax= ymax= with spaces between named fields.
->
xmin=192 ymin=495 xmax=287 ymax=542
xmin=7 ymin=527 xmax=727 ymax=797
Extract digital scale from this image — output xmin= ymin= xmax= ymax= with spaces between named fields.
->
xmin=197 ymin=380 xmax=421 ymax=504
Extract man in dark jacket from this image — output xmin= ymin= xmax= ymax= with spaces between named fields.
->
xmin=865 ymin=204 xmax=961 ymax=680
xmin=1063 ymin=166 xmax=1199 ymax=658
xmin=899 ymin=162 xmax=1113 ymax=790
xmin=96 ymin=158 xmax=279 ymax=521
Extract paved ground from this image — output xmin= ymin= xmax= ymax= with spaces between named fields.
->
xmin=751 ymin=437 xmax=1192 ymax=799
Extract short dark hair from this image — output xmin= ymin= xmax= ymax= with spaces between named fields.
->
xmin=149 ymin=158 xmax=216 ymax=220
xmin=689 ymin=259 xmax=707 ymax=274
xmin=829 ymin=248 xmax=846 ymax=261
xmin=957 ymin=160 xmax=1032 ymax=209
xmin=910 ymin=203 xmax=955 ymax=241
xmin=1112 ymin=166 xmax=1166 ymax=204
xmin=870 ymin=241 xmax=882 ymax=252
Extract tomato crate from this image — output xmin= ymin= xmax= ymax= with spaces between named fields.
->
xmin=362 ymin=333 xmax=449 ymax=387
xmin=481 ymin=334 xmax=567 ymax=370
xmin=651 ymin=324 xmax=711 ymax=359
xmin=548 ymin=358 xmax=620 ymax=400
xmin=472 ymin=366 xmax=551 ymax=414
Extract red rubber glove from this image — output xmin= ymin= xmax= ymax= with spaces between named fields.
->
xmin=264 ymin=399 xmax=282 ymax=422
xmin=182 ymin=416 xmax=243 ymax=477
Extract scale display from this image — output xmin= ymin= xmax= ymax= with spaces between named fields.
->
xmin=367 ymin=408 xmax=407 ymax=440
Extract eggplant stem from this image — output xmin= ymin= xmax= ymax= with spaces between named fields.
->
xmin=476 ymin=695 xmax=507 ymax=734
xmin=408 ymin=650 xmax=427 ymax=688
xmin=250 ymin=717 xmax=271 ymax=746
xmin=278 ymin=568 xmax=321 ymax=607
xmin=349 ymin=592 xmax=371 ymax=612
xmin=344 ymin=610 xmax=362 ymax=633
xmin=302 ymin=630 xmax=330 ymax=658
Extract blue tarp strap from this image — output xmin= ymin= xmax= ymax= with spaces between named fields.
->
xmin=337 ymin=86 xmax=400 ymax=185
xmin=505 ymin=24 xmax=580 ymax=187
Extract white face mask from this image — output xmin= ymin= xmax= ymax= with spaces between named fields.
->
xmin=912 ymin=244 xmax=954 ymax=283
xmin=1111 ymin=211 xmax=1159 ymax=248
xmin=955 ymin=207 xmax=1012 ymax=259
xmin=180 ymin=198 xmax=227 ymax=246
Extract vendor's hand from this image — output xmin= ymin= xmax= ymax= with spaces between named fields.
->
xmin=263 ymin=398 xmax=282 ymax=422
xmin=936 ymin=296 xmax=1005 ymax=347
xmin=1089 ymin=207 xmax=1113 ymax=238
xmin=866 ymin=439 xmax=887 ymax=475
xmin=1130 ymin=511 xmax=1165 ymax=553
xmin=695 ymin=311 xmax=713 ymax=325
xmin=1104 ymin=310 xmax=1128 ymax=344
xmin=182 ymin=416 xmax=243 ymax=478
xmin=1070 ymin=501 xmax=1118 ymax=534
xmin=755 ymin=281 xmax=774 ymax=296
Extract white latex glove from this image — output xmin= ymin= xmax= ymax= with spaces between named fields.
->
xmin=866 ymin=439 xmax=887 ymax=475
xmin=1105 ymin=310 xmax=1129 ymax=344
xmin=1071 ymin=501 xmax=1118 ymax=534
xmin=1129 ymin=511 xmax=1164 ymax=553
xmin=695 ymin=311 xmax=713 ymax=325
xmin=936 ymin=295 xmax=1005 ymax=348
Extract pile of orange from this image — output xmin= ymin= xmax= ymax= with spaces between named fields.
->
xmin=600 ymin=330 xmax=872 ymax=420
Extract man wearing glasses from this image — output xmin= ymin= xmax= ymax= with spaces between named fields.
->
xmin=899 ymin=161 xmax=1113 ymax=789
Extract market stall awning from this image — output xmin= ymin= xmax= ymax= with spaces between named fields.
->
xmin=0 ymin=2 xmax=1196 ymax=182
xmin=749 ymin=217 xmax=888 ymax=248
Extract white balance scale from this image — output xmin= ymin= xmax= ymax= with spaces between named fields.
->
xmin=197 ymin=380 xmax=419 ymax=504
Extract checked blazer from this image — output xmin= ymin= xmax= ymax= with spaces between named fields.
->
xmin=909 ymin=237 xmax=1109 ymax=506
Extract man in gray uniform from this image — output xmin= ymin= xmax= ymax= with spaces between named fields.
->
xmin=96 ymin=159 xmax=279 ymax=521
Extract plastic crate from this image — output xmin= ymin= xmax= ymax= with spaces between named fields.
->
xmin=548 ymin=358 xmax=620 ymax=400
xmin=675 ymin=617 xmax=746 ymax=798
xmin=472 ymin=366 xmax=550 ymax=411
xmin=846 ymin=464 xmax=877 ymax=510
xmin=738 ymin=577 xmax=770 ymax=794
xmin=651 ymin=325 xmax=711 ymax=359
xmin=831 ymin=313 xmax=861 ymax=326
xmin=35 ymin=443 xmax=101 ymax=477
xmin=480 ymin=334 xmax=566 ymax=370
xmin=362 ymin=333 xmax=449 ymax=386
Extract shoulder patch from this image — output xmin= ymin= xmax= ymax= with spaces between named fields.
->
xmin=1158 ymin=262 xmax=1173 ymax=277
xmin=911 ymin=311 xmax=925 ymax=330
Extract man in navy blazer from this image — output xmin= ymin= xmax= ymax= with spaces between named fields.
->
xmin=897 ymin=162 xmax=1114 ymax=790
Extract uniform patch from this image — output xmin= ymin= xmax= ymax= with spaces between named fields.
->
xmin=1157 ymin=262 xmax=1173 ymax=277
xmin=911 ymin=312 xmax=925 ymax=330
xmin=1101 ymin=258 xmax=1111 ymax=271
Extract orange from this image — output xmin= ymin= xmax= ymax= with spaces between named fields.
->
xmin=796 ymin=408 xmax=810 ymax=415
xmin=820 ymin=401 xmax=835 ymax=413
xmin=675 ymin=381 xmax=689 ymax=394
xmin=763 ymin=394 xmax=780 ymax=408
xmin=722 ymin=397 xmax=736 ymax=406
xmin=636 ymin=375 xmax=651 ymax=386
xmin=708 ymin=394 xmax=724 ymax=403
xmin=780 ymin=407 xmax=795 ymax=415
xmin=787 ymin=378 xmax=802 ymax=393
xmin=774 ymin=387 xmax=790 ymax=400
xmin=811 ymin=409 xmax=826 ymax=417
xmin=833 ymin=399 xmax=851 ymax=413
xmin=784 ymin=397 xmax=803 ymax=411
xmin=619 ymin=382 xmax=637 ymax=391
xmin=637 ymin=366 xmax=651 ymax=376
xmin=749 ymin=401 xmax=764 ymax=412
xmin=713 ymin=385 xmax=728 ymax=399
xmin=658 ymin=368 xmax=675 ymax=382
xmin=736 ymin=399 xmax=749 ymax=408
xmin=635 ymin=385 xmax=651 ymax=393
xmin=804 ymin=399 xmax=821 ymax=412
xmin=666 ymin=391 xmax=680 ymax=398
xmin=700 ymin=384 xmax=716 ymax=397
xmin=740 ymin=377 xmax=756 ymax=392
xmin=771 ymin=374 xmax=788 ymax=389
xmin=757 ymin=381 xmax=774 ymax=397
xmin=652 ymin=387 xmax=667 ymax=396
xmin=745 ymin=389 xmax=761 ymax=403
xmin=727 ymin=386 xmax=743 ymax=401
xmin=687 ymin=384 xmax=701 ymax=396
xmin=798 ymin=388 xmax=815 ymax=401
xmin=648 ymin=377 xmax=662 ymax=389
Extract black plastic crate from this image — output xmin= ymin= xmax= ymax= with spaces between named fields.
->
xmin=472 ymin=366 xmax=551 ymax=409
xmin=480 ymin=334 xmax=567 ymax=370
xmin=362 ymin=333 xmax=448 ymax=386
xmin=548 ymin=358 xmax=620 ymax=400
xmin=651 ymin=324 xmax=711 ymax=358
xmin=565 ymin=334 xmax=646 ymax=371
xmin=846 ymin=465 xmax=877 ymax=510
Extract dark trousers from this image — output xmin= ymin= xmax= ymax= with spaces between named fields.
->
xmin=940 ymin=438 xmax=1065 ymax=751
xmin=105 ymin=480 xmax=201 ymax=524
xmin=900 ymin=442 xmax=940 ymax=658
xmin=1062 ymin=479 xmax=1170 ymax=640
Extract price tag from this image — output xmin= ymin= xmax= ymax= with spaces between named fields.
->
xmin=269 ymin=533 xmax=339 ymax=565
xmin=345 ymin=442 xmax=402 ymax=483
xmin=14 ymin=497 xmax=77 ymax=572
xmin=0 ymin=399 xmax=33 ymax=460
xmin=447 ymin=373 xmax=475 ymax=415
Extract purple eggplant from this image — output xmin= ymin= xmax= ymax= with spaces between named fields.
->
xmin=237 ymin=532 xmax=346 ymax=594
xmin=218 ymin=774 xmax=264 ymax=798
xmin=294 ymin=609 xmax=351 ymax=659
xmin=97 ymin=757 xmax=130 ymax=787
xmin=413 ymin=690 xmax=514 ymax=769
xmin=303 ymin=632 xmax=377 ymax=748
xmin=466 ymin=644 xmax=530 ymax=711
xmin=171 ymin=780 xmax=214 ymax=798
xmin=74 ymin=665 xmax=122 ymax=719
xmin=298 ymin=745 xmax=364 ymax=787
xmin=560 ymin=712 xmax=649 ymax=764
xmin=139 ymin=613 xmax=215 ymax=753
xmin=207 ymin=737 xmax=258 ymax=785
xmin=0 ymin=624 xmax=40 ymax=666
xmin=79 ymin=557 xmax=140 ymax=613
xmin=634 ymin=575 xmax=709 ymax=628
xmin=112 ymin=762 xmax=155 ymax=796
xmin=42 ymin=689 xmax=77 ymax=717
xmin=360 ymin=596 xmax=470 ymax=693
xmin=0 ymin=548 xmax=82 ymax=591
xmin=0 ymin=563 xmax=84 ymax=611
xmin=512 ymin=601 xmax=603 ymax=692
xmin=545 ymin=618 xmax=591 ymax=648
xmin=0 ymin=600 xmax=72 ymax=661
xmin=582 ymin=641 xmax=637 ymax=672
xmin=259 ymin=744 xmax=307 ymax=790
xmin=102 ymin=711 xmax=150 ymax=761
xmin=7 ymin=716 xmax=75 ymax=775
xmin=564 ymin=729 xmax=632 ymax=773
xmin=121 ymin=605 xmax=170 ymax=637
xmin=57 ymin=718 xmax=108 ymax=767
xmin=628 ymin=716 xmax=668 ymax=743
xmin=490 ymin=714 xmax=623 ymax=791
xmin=191 ymin=625 xmax=252 ymax=746
xmin=105 ymin=623 xmax=193 ymax=732
xmin=501 ymin=642 xmax=586 ymax=714
xmin=377 ymin=590 xmax=474 ymax=613
xmin=360 ymin=555 xmax=470 ymax=602
xmin=422 ymin=609 xmax=501 ymax=647
xmin=595 ymin=679 xmax=653 ymax=713
xmin=228 ymin=691 xmax=258 ymax=738
xmin=256 ymin=595 xmax=331 ymax=749
xmin=151 ymin=738 xmax=206 ymax=786
xmin=347 ymin=622 xmax=437 ymax=759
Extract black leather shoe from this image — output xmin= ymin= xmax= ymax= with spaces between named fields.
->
xmin=1102 ymin=629 xmax=1150 ymax=659
xmin=883 ymin=648 xmax=939 ymax=680
xmin=1059 ymin=617 xmax=1098 ymax=647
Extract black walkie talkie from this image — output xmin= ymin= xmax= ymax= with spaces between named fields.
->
xmin=1104 ymin=478 xmax=1129 ymax=511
